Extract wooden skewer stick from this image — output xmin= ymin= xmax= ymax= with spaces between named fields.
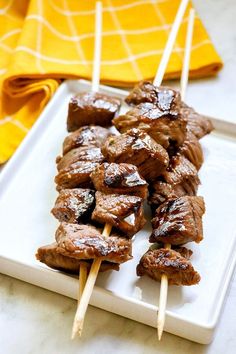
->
xmin=153 ymin=0 xmax=189 ymax=86
xmin=180 ymin=9 xmax=195 ymax=101
xmin=71 ymin=223 xmax=112 ymax=338
xmin=91 ymin=1 xmax=102 ymax=93
xmin=157 ymin=8 xmax=196 ymax=341
xmin=76 ymin=0 xmax=103 ymax=313
xmin=78 ymin=264 xmax=87 ymax=301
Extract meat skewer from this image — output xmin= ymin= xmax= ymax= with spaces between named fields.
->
xmin=157 ymin=8 xmax=196 ymax=340
xmin=72 ymin=0 xmax=190 ymax=338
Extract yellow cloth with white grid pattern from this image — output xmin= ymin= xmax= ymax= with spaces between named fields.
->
xmin=0 ymin=0 xmax=222 ymax=163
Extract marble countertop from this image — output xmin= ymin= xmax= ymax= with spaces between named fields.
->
xmin=1 ymin=1 xmax=236 ymax=353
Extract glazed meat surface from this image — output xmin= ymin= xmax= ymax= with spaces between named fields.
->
xmin=36 ymin=243 xmax=119 ymax=273
xmin=125 ymin=81 xmax=181 ymax=109
xmin=51 ymin=188 xmax=95 ymax=223
xmin=136 ymin=247 xmax=200 ymax=285
xmin=63 ymin=125 xmax=112 ymax=155
xmin=148 ymin=155 xmax=200 ymax=208
xmin=102 ymin=128 xmax=169 ymax=181
xmin=55 ymin=223 xmax=132 ymax=264
xmin=150 ymin=196 xmax=205 ymax=245
xmin=178 ymin=131 xmax=203 ymax=170
xmin=55 ymin=161 xmax=99 ymax=190
xmin=56 ymin=147 xmax=104 ymax=171
xmin=113 ymin=102 xmax=187 ymax=149
xmin=181 ymin=102 xmax=214 ymax=139
xmin=92 ymin=192 xmax=146 ymax=237
xmin=163 ymin=154 xmax=200 ymax=186
xmin=91 ymin=162 xmax=148 ymax=198
xmin=67 ymin=92 xmax=121 ymax=131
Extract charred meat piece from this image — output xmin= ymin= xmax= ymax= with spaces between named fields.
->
xmin=90 ymin=162 xmax=148 ymax=199
xmin=113 ymin=102 xmax=187 ymax=149
xmin=55 ymin=223 xmax=132 ymax=264
xmin=92 ymin=192 xmax=146 ymax=237
xmin=36 ymin=243 xmax=119 ymax=274
xmin=148 ymin=155 xmax=200 ymax=208
xmin=51 ymin=188 xmax=95 ymax=223
xmin=102 ymin=128 xmax=169 ymax=181
xmin=181 ymin=102 xmax=214 ymax=139
xmin=178 ymin=131 xmax=203 ymax=170
xmin=163 ymin=154 xmax=200 ymax=187
xmin=63 ymin=125 xmax=112 ymax=155
xmin=67 ymin=92 xmax=121 ymax=131
xmin=150 ymin=196 xmax=205 ymax=245
xmin=136 ymin=247 xmax=200 ymax=285
xmin=55 ymin=161 xmax=99 ymax=190
xmin=56 ymin=146 xmax=104 ymax=171
xmin=125 ymin=81 xmax=181 ymax=109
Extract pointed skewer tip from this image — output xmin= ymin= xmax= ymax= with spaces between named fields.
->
xmin=158 ymin=326 xmax=163 ymax=341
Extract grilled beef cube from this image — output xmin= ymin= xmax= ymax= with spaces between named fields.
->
xmin=67 ymin=92 xmax=121 ymax=131
xmin=55 ymin=146 xmax=104 ymax=190
xmin=51 ymin=188 xmax=95 ymax=223
xmin=55 ymin=223 xmax=132 ymax=264
xmin=63 ymin=125 xmax=112 ymax=155
xmin=102 ymin=128 xmax=169 ymax=181
xmin=55 ymin=161 xmax=99 ymax=190
xmin=136 ymin=247 xmax=200 ymax=285
xmin=148 ymin=155 xmax=200 ymax=208
xmin=181 ymin=102 xmax=214 ymax=139
xmin=125 ymin=81 xmax=181 ymax=109
xmin=91 ymin=192 xmax=146 ymax=237
xmin=150 ymin=196 xmax=205 ymax=245
xmin=113 ymin=102 xmax=187 ymax=149
xmin=90 ymin=162 xmax=148 ymax=199
xmin=56 ymin=146 xmax=104 ymax=171
xmin=178 ymin=131 xmax=203 ymax=170
xmin=36 ymin=243 xmax=119 ymax=273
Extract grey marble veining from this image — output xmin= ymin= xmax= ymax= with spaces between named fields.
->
xmin=1 ymin=0 xmax=236 ymax=353
xmin=0 ymin=272 xmax=236 ymax=354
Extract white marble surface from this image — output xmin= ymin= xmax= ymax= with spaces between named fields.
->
xmin=1 ymin=1 xmax=236 ymax=353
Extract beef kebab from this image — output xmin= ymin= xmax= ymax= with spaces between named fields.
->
xmin=37 ymin=1 xmax=149 ymax=341
xmin=119 ymin=10 xmax=212 ymax=339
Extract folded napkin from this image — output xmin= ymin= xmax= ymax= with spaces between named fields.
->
xmin=0 ymin=0 xmax=222 ymax=163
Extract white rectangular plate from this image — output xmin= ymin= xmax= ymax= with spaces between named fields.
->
xmin=1 ymin=80 xmax=236 ymax=344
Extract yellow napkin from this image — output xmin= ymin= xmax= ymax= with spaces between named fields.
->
xmin=0 ymin=0 xmax=222 ymax=163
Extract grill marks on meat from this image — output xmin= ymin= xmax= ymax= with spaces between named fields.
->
xmin=51 ymin=188 xmax=95 ymax=223
xmin=181 ymin=102 xmax=214 ymax=139
xmin=67 ymin=92 xmax=121 ymax=131
xmin=113 ymin=102 xmax=187 ymax=150
xmin=55 ymin=161 xmax=99 ymax=190
xmin=36 ymin=243 xmax=119 ymax=274
xmin=56 ymin=147 xmax=104 ymax=171
xmin=136 ymin=247 xmax=200 ymax=286
xmin=150 ymin=196 xmax=205 ymax=245
xmin=102 ymin=128 xmax=169 ymax=181
xmin=55 ymin=223 xmax=132 ymax=263
xmin=92 ymin=192 xmax=146 ymax=237
xmin=55 ymin=146 xmax=105 ymax=190
xmin=125 ymin=81 xmax=181 ymax=110
xmin=91 ymin=163 xmax=148 ymax=199
xmin=148 ymin=155 xmax=200 ymax=208
xmin=178 ymin=131 xmax=204 ymax=170
xmin=63 ymin=125 xmax=112 ymax=155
